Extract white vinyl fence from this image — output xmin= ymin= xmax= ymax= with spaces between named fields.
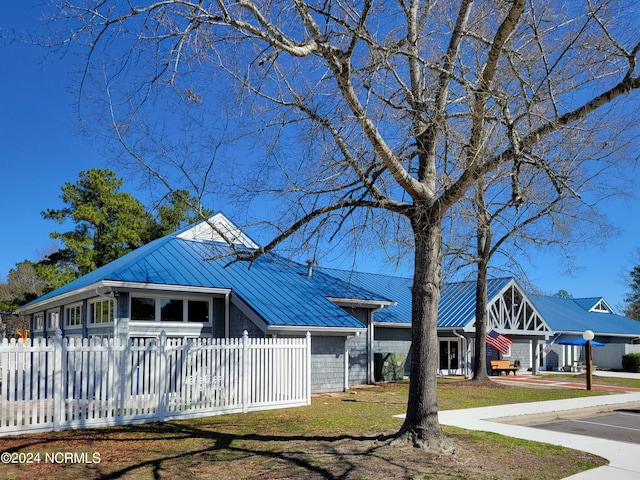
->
xmin=0 ymin=330 xmax=311 ymax=436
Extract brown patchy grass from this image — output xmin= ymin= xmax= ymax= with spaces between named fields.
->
xmin=0 ymin=381 xmax=608 ymax=479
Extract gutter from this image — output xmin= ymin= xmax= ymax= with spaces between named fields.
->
xmin=266 ymin=325 xmax=366 ymax=336
xmin=326 ymin=297 xmax=396 ymax=309
xmin=19 ymin=280 xmax=232 ymax=315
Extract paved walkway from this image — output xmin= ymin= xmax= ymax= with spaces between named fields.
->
xmin=438 ymin=372 xmax=640 ymax=479
xmin=490 ymin=372 xmax=640 ymax=393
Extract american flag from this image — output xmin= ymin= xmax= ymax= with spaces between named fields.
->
xmin=487 ymin=330 xmax=512 ymax=354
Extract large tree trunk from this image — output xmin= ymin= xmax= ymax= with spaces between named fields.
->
xmin=472 ymin=180 xmax=491 ymax=382
xmin=472 ymin=257 xmax=490 ymax=381
xmin=396 ymin=214 xmax=453 ymax=452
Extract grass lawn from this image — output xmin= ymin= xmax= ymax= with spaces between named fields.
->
xmin=0 ymin=378 xmax=628 ymax=479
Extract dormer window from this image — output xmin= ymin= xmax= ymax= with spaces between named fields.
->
xmin=590 ymin=299 xmax=614 ymax=314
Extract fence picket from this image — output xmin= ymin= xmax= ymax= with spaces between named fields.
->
xmin=0 ymin=331 xmax=310 ymax=436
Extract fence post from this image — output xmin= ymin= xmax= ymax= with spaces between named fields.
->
xmin=242 ymin=330 xmax=249 ymax=413
xmin=157 ymin=331 xmax=167 ymax=422
xmin=305 ymin=332 xmax=312 ymax=405
xmin=53 ymin=329 xmax=63 ymax=432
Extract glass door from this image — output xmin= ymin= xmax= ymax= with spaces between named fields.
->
xmin=439 ymin=340 xmax=460 ymax=374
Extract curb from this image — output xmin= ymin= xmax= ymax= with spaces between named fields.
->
xmin=491 ymin=400 xmax=640 ymax=426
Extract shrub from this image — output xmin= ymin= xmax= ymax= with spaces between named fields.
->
xmin=622 ymin=353 xmax=640 ymax=373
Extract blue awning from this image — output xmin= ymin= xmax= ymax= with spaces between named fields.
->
xmin=558 ymin=337 xmax=605 ymax=347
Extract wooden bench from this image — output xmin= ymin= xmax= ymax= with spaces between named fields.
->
xmin=490 ymin=360 xmax=519 ymax=376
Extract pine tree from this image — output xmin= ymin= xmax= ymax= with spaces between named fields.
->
xmin=624 ymin=264 xmax=640 ymax=321
xmin=42 ymin=169 xmax=154 ymax=276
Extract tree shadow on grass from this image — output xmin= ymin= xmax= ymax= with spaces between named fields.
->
xmin=92 ymin=421 xmax=402 ymax=480
xmin=1 ymin=421 xmax=415 ymax=480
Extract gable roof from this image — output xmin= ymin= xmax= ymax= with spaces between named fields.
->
xmin=319 ymin=268 xmax=513 ymax=329
xmin=19 ymin=215 xmax=640 ymax=338
xmin=571 ymin=297 xmax=616 ymax=314
xmin=177 ymin=212 xmax=259 ymax=248
xmin=20 ymin=216 xmax=392 ymax=331
xmin=528 ymin=295 xmax=640 ymax=337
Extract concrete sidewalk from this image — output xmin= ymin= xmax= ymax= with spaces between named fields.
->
xmin=435 ymin=374 xmax=640 ymax=479
xmin=490 ymin=372 xmax=640 ymax=393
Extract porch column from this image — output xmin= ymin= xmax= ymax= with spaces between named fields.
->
xmin=532 ymin=338 xmax=539 ymax=375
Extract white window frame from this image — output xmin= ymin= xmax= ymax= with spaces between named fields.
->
xmin=65 ymin=303 xmax=83 ymax=328
xmin=46 ymin=310 xmax=59 ymax=331
xmin=34 ymin=313 xmax=44 ymax=332
xmin=89 ymin=298 xmax=115 ymax=325
xmin=130 ymin=294 xmax=212 ymax=324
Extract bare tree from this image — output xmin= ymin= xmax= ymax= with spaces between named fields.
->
xmin=464 ymin=151 xmax=622 ymax=381
xmin=48 ymin=0 xmax=640 ymax=450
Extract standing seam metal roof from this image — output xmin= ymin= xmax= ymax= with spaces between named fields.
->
xmin=21 ymin=233 xmax=392 ymax=330
xmin=528 ymin=294 xmax=640 ymax=336
xmin=318 ymin=268 xmax=513 ymax=328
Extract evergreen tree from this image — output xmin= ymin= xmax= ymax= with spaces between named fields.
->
xmin=147 ymin=190 xmax=211 ymax=239
xmin=553 ymin=290 xmax=573 ymax=299
xmin=624 ymin=264 xmax=640 ymax=321
xmin=42 ymin=169 xmax=154 ymax=276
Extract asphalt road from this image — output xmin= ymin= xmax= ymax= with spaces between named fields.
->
xmin=531 ymin=408 xmax=640 ymax=445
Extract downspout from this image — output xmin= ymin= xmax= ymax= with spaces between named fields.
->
xmin=225 ymin=292 xmax=230 ymax=338
xmin=452 ymin=330 xmax=469 ymax=378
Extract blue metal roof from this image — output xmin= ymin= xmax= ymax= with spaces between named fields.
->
xmin=529 ymin=295 xmax=640 ymax=337
xmin=20 ymin=215 xmax=640 ymax=337
xmin=318 ymin=268 xmax=513 ymax=328
xmin=318 ymin=269 xmax=412 ymax=325
xmin=22 ymin=232 xmax=390 ymax=330
xmin=571 ymin=297 xmax=604 ymax=312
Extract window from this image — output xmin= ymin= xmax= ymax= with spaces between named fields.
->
xmin=66 ymin=304 xmax=83 ymax=327
xmin=90 ymin=299 xmax=114 ymax=324
xmin=130 ymin=295 xmax=212 ymax=323
xmin=131 ymin=297 xmax=156 ymax=321
xmin=188 ymin=300 xmax=209 ymax=322
xmin=161 ymin=299 xmax=183 ymax=322
xmin=47 ymin=310 xmax=59 ymax=330
xmin=34 ymin=313 xmax=44 ymax=331
xmin=591 ymin=299 xmax=614 ymax=314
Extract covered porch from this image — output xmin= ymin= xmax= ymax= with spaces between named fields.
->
xmin=442 ymin=280 xmax=553 ymax=377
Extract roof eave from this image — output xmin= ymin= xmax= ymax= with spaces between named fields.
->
xmin=373 ymin=321 xmax=410 ymax=328
xmin=102 ymin=280 xmax=231 ymax=296
xmin=327 ymin=297 xmax=396 ymax=309
xmin=19 ymin=281 xmax=107 ymax=314
xmin=555 ymin=330 xmax=640 ymax=338
xmin=18 ymin=280 xmax=233 ymax=315
xmin=267 ymin=325 xmax=367 ymax=336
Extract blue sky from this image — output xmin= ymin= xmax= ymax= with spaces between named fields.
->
xmin=1 ymin=2 xmax=639 ymax=311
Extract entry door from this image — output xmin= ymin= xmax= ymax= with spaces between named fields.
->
xmin=439 ymin=340 xmax=459 ymax=373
